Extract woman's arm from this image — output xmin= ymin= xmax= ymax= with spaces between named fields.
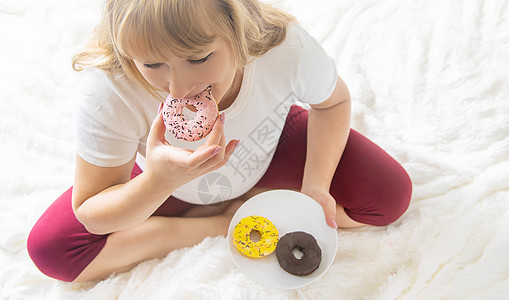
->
xmin=72 ymin=155 xmax=175 ymax=235
xmin=72 ymin=111 xmax=237 ymax=235
xmin=301 ymin=76 xmax=351 ymax=228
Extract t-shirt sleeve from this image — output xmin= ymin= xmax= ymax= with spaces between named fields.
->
xmin=294 ymin=25 xmax=338 ymax=105
xmin=74 ymin=70 xmax=140 ymax=167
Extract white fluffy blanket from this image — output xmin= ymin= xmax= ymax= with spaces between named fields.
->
xmin=1 ymin=0 xmax=508 ymax=299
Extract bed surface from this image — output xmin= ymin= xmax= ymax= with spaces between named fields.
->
xmin=1 ymin=0 xmax=508 ymax=298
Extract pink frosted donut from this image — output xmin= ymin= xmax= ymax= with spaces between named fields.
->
xmin=162 ymin=86 xmax=219 ymax=142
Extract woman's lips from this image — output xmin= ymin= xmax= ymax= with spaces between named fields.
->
xmin=179 ymin=85 xmax=212 ymax=100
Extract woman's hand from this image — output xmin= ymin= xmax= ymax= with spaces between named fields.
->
xmin=144 ymin=107 xmax=238 ymax=191
xmin=301 ymin=76 xmax=351 ymax=230
xmin=301 ymin=185 xmax=338 ymax=229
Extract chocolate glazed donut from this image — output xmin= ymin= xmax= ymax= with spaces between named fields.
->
xmin=275 ymin=231 xmax=322 ymax=276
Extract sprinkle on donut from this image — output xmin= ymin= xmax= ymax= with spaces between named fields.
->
xmin=161 ymin=86 xmax=219 ymax=142
xmin=233 ymin=215 xmax=279 ymax=259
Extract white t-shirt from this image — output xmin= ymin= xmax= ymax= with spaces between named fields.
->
xmin=74 ymin=23 xmax=338 ymax=205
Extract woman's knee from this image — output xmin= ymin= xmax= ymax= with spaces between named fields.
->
xmin=342 ymin=166 xmax=413 ymax=227
xmin=334 ymin=130 xmax=413 ymax=226
xmin=375 ymin=169 xmax=413 ymax=226
xmin=27 ymin=220 xmax=74 ymax=282
xmin=27 ymin=189 xmax=108 ymax=282
xmin=28 ymin=218 xmax=107 ymax=282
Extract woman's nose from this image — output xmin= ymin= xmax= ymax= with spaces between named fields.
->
xmin=168 ymin=71 xmax=196 ymax=99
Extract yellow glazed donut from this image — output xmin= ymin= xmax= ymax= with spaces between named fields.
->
xmin=233 ymin=215 xmax=279 ymax=258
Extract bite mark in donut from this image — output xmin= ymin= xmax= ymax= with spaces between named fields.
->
xmin=162 ymin=86 xmax=219 ymax=142
xmin=233 ymin=215 xmax=279 ymax=258
xmin=275 ymin=231 xmax=322 ymax=276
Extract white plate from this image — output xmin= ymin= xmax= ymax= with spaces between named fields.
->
xmin=227 ymin=189 xmax=338 ymax=289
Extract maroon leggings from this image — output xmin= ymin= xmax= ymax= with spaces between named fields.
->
xmin=27 ymin=105 xmax=412 ymax=282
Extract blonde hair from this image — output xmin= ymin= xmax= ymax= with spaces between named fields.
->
xmin=72 ymin=0 xmax=295 ymax=98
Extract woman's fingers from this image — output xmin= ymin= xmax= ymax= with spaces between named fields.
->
xmin=183 ymin=144 xmax=224 ymax=168
xmin=147 ymin=104 xmax=169 ymax=149
xmin=314 ymin=195 xmax=338 ymax=229
xmin=301 ymin=188 xmax=339 ymax=229
xmin=322 ymin=199 xmax=338 ymax=229
xmin=183 ymin=112 xmax=228 ymax=168
xmin=146 ymin=107 xmax=236 ymax=176
xmin=222 ymin=139 xmax=239 ymax=164
xmin=202 ymin=139 xmax=239 ymax=172
xmin=204 ymin=113 xmax=225 ymax=147
xmin=186 ymin=136 xmax=237 ymax=170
